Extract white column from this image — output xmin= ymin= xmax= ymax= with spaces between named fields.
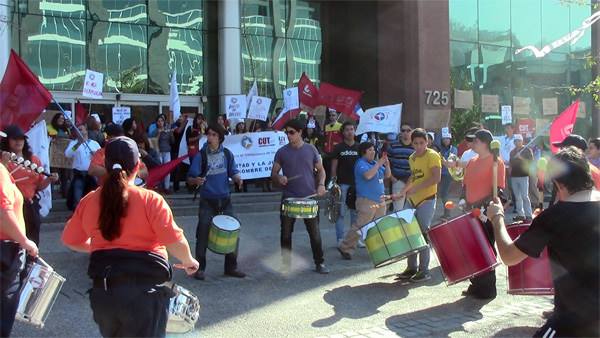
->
xmin=0 ymin=0 xmax=12 ymax=82
xmin=218 ymin=0 xmax=243 ymax=115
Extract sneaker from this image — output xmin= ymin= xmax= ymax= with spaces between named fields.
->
xmin=315 ymin=264 xmax=329 ymax=274
xmin=524 ymin=216 xmax=533 ymax=222
xmin=395 ymin=268 xmax=417 ymax=279
xmin=193 ymin=271 xmax=205 ymax=281
xmin=410 ymin=271 xmax=431 ymax=282
xmin=357 ymin=239 xmax=366 ymax=248
xmin=513 ymin=215 xmax=526 ymax=222
xmin=279 ymin=264 xmax=291 ymax=275
xmin=337 ymin=247 xmax=351 ymax=260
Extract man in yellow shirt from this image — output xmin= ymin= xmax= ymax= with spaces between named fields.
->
xmin=394 ymin=128 xmax=441 ymax=282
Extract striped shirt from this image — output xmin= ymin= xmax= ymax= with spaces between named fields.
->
xmin=387 ymin=140 xmax=414 ymax=180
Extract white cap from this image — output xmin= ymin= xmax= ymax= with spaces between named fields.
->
xmin=427 ymin=132 xmax=435 ymax=141
xmin=514 ymin=134 xmax=523 ymax=141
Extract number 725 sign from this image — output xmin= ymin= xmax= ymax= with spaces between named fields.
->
xmin=424 ymin=90 xmax=449 ymax=106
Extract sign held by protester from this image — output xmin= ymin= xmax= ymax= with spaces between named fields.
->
xmin=82 ymin=69 xmax=103 ymax=99
xmin=247 ymin=96 xmax=272 ymax=121
xmin=225 ymin=95 xmax=247 ymax=120
xmin=112 ymin=106 xmax=131 ymax=125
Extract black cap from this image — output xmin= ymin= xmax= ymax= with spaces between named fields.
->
xmin=105 ymin=124 xmax=125 ymax=137
xmin=104 ymin=136 xmax=139 ymax=172
xmin=466 ymin=129 xmax=493 ymax=145
xmin=552 ymin=134 xmax=587 ymax=151
xmin=3 ymin=124 xmax=27 ymax=139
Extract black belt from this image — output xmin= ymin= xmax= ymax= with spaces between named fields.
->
xmin=92 ymin=274 xmax=167 ymax=290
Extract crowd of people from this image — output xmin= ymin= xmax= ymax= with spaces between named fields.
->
xmin=0 ymin=107 xmax=598 ymax=337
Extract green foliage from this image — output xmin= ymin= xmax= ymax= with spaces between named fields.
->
xmin=450 ymin=67 xmax=481 ymax=144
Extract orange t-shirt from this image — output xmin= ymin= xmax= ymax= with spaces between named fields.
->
xmin=7 ymin=155 xmax=44 ymax=199
xmin=591 ymin=163 xmax=600 ymax=191
xmin=463 ymin=154 xmax=506 ymax=204
xmin=61 ymin=185 xmax=184 ymax=259
xmin=90 ymin=148 xmax=147 ymax=186
xmin=0 ymin=166 xmax=26 ymax=240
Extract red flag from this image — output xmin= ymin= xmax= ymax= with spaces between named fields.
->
xmin=272 ymin=108 xmax=301 ymax=131
xmin=550 ymin=100 xmax=579 ymax=153
xmin=298 ymin=72 xmax=319 ymax=110
xmin=317 ymin=82 xmax=363 ymax=119
xmin=0 ymin=50 xmax=53 ymax=130
xmin=75 ymin=100 xmax=88 ymax=126
xmin=145 ymin=155 xmax=189 ymax=190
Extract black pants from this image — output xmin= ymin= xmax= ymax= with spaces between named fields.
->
xmin=279 ymin=202 xmax=324 ymax=267
xmin=23 ymin=198 xmax=41 ymax=246
xmin=195 ymin=198 xmax=239 ymax=272
xmin=89 ymin=284 xmax=170 ymax=337
xmin=0 ymin=241 xmax=25 ymax=337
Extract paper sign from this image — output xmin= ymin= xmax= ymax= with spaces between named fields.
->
xmin=536 ymin=118 xmax=551 ymax=136
xmin=91 ymin=113 xmax=100 ymax=123
xmin=82 ymin=69 xmax=104 ymax=99
xmin=63 ymin=110 xmax=72 ymax=120
xmin=225 ymin=95 xmax=247 ymax=120
xmin=112 ymin=106 xmax=131 ymax=125
xmin=501 ymin=105 xmax=512 ymax=125
xmin=49 ymin=138 xmax=74 ymax=169
xmin=481 ymin=94 xmax=499 ymax=113
xmin=513 ymin=97 xmax=531 ymax=115
xmin=423 ymin=109 xmax=451 ymax=130
xmin=454 ymin=89 xmax=473 ymax=109
xmin=247 ymin=96 xmax=272 ymax=121
xmin=542 ymin=97 xmax=558 ymax=116
xmin=441 ymin=127 xmax=451 ymax=139
xmin=282 ymin=87 xmax=299 ymax=111
xmin=576 ymin=101 xmax=586 ymax=118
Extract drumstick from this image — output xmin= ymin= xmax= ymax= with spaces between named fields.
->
xmin=286 ymin=174 xmax=301 ymax=182
xmin=304 ymin=193 xmax=318 ymax=198
xmin=370 ymin=199 xmax=393 ymax=210
xmin=490 ymin=140 xmax=501 ymax=199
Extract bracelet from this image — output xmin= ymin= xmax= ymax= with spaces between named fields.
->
xmin=491 ymin=213 xmax=504 ymax=223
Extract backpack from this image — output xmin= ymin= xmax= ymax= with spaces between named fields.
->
xmin=199 ymin=147 xmax=233 ymax=177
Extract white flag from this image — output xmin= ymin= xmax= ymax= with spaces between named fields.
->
xmin=170 ymin=69 xmax=181 ymax=122
xmin=178 ymin=117 xmax=194 ymax=165
xmin=25 ymin=121 xmax=52 ymax=217
xmin=246 ymin=80 xmax=258 ymax=109
xmin=355 ymin=103 xmax=403 ymax=136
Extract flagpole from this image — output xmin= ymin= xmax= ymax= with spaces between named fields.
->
xmin=52 ymin=97 xmax=93 ymax=153
xmin=518 ymin=121 xmax=552 ymax=155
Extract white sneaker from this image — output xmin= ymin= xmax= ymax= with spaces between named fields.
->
xmin=357 ymin=239 xmax=366 ymax=248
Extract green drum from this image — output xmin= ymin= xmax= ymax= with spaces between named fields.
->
xmin=363 ymin=214 xmax=427 ymax=268
xmin=207 ymin=215 xmax=240 ymax=254
xmin=281 ymin=198 xmax=318 ymax=218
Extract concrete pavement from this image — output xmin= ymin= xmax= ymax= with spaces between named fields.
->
xmin=11 ymin=196 xmax=553 ymax=337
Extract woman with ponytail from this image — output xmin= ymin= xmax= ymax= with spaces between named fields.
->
xmin=61 ymin=136 xmax=199 ymax=337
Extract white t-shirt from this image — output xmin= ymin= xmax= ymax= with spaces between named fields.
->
xmin=498 ymin=135 xmax=516 ymax=167
xmin=460 ymin=149 xmax=477 ymax=164
xmin=65 ymin=139 xmax=101 ymax=171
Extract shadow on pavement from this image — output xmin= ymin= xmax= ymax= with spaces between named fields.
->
xmin=491 ymin=326 xmax=539 ymax=337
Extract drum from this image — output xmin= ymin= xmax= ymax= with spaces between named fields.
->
xmin=506 ymin=222 xmax=554 ymax=295
xmin=361 ymin=210 xmax=427 ymax=268
xmin=16 ymin=257 xmax=66 ymax=328
xmin=134 ymin=177 xmax=146 ymax=187
xmin=427 ymin=212 xmax=500 ymax=285
xmin=166 ymin=284 xmax=200 ymax=333
xmin=281 ymin=198 xmax=318 ymax=218
xmin=207 ymin=215 xmax=240 ymax=254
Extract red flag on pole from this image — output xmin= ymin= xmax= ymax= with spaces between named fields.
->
xmin=317 ymin=82 xmax=363 ymax=119
xmin=75 ymin=100 xmax=88 ymax=126
xmin=550 ymin=99 xmax=579 ymax=153
xmin=272 ymin=107 xmax=302 ymax=131
xmin=298 ymin=72 xmax=319 ymax=110
xmin=145 ymin=155 xmax=189 ymax=190
xmin=0 ymin=50 xmax=53 ymax=130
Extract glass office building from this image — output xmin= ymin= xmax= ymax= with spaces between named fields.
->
xmin=449 ymin=0 xmax=596 ymax=135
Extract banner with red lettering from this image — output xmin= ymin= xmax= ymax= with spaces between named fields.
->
xmin=317 ymin=82 xmax=363 ymax=119
xmin=0 ymin=50 xmax=53 ymax=130
xmin=515 ymin=119 xmax=535 ymax=139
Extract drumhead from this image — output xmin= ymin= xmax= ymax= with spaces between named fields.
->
xmin=284 ymin=198 xmax=316 ymax=205
xmin=212 ymin=215 xmax=241 ymax=231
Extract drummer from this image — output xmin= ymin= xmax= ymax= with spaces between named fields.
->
xmin=186 ymin=123 xmax=246 ymax=281
xmin=461 ymin=129 xmax=505 ymax=299
xmin=486 ymin=146 xmax=599 ymax=337
xmin=394 ymin=128 xmax=441 ymax=282
xmin=62 ymin=136 xmax=198 ymax=337
xmin=337 ymin=141 xmax=391 ymax=260
xmin=0 ymin=131 xmax=39 ymax=337
xmin=270 ymin=119 xmax=328 ymax=275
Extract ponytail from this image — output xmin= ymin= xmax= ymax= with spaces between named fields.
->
xmin=98 ymin=167 xmax=131 ymax=241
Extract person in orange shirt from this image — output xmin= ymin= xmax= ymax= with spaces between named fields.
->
xmin=89 ymin=124 xmax=148 ymax=187
xmin=0 ymin=125 xmax=58 ymax=245
xmin=0 ymin=131 xmax=38 ymax=337
xmin=62 ymin=136 xmax=198 ymax=337
xmin=461 ymin=129 xmax=506 ymax=299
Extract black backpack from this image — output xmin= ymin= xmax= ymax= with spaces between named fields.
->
xmin=198 ymin=147 xmax=233 ymax=177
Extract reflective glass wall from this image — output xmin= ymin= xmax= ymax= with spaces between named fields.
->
xmin=450 ymin=0 xmax=595 ymax=136
xmin=241 ymin=0 xmax=321 ymax=113
xmin=11 ymin=0 xmax=204 ymax=96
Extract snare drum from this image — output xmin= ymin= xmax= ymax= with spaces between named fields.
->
xmin=361 ymin=210 xmax=427 ymax=268
xmin=166 ymin=284 xmax=200 ymax=333
xmin=506 ymin=222 xmax=554 ymax=295
xmin=282 ymin=198 xmax=318 ymax=218
xmin=427 ymin=212 xmax=499 ymax=285
xmin=16 ymin=257 xmax=66 ymax=328
xmin=207 ymin=215 xmax=241 ymax=254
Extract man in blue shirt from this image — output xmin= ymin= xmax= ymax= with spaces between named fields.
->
xmin=387 ymin=122 xmax=415 ymax=211
xmin=187 ymin=124 xmax=245 ymax=281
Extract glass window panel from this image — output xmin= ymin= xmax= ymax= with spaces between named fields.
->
xmin=89 ymin=0 xmax=147 ymax=25
xmin=22 ymin=0 xmax=87 ymax=19
xmin=569 ymin=4 xmax=593 ymax=53
xmin=449 ymin=0 xmax=478 ymax=42
xmin=511 ymin=0 xmax=541 ymax=49
xmin=19 ymin=13 xmax=86 ymax=91
xmin=148 ymin=0 xmax=203 ymax=30
xmin=540 ymin=1 xmax=570 ymax=54
xmin=450 ymin=41 xmax=478 ymax=67
xmin=88 ymin=22 xmax=148 ymax=94
xmin=478 ymin=0 xmax=510 ymax=46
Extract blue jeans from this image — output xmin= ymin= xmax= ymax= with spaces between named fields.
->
xmin=335 ymin=184 xmax=358 ymax=244
xmin=439 ymin=174 xmax=453 ymax=217
xmin=195 ymin=198 xmax=239 ymax=272
xmin=158 ymin=152 xmax=171 ymax=189
xmin=406 ymin=198 xmax=436 ymax=273
xmin=512 ymin=176 xmax=532 ymax=217
xmin=72 ymin=170 xmax=88 ymax=210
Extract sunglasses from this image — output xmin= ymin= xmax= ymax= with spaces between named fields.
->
xmin=284 ymin=130 xmax=297 ymax=135
xmin=466 ymin=138 xmax=474 ymax=142
xmin=401 ymin=129 xmax=412 ymax=133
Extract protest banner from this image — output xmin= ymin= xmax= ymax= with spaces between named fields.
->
xmin=112 ymin=106 xmax=131 ymax=125
xmin=49 ymin=138 xmax=74 ymax=168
